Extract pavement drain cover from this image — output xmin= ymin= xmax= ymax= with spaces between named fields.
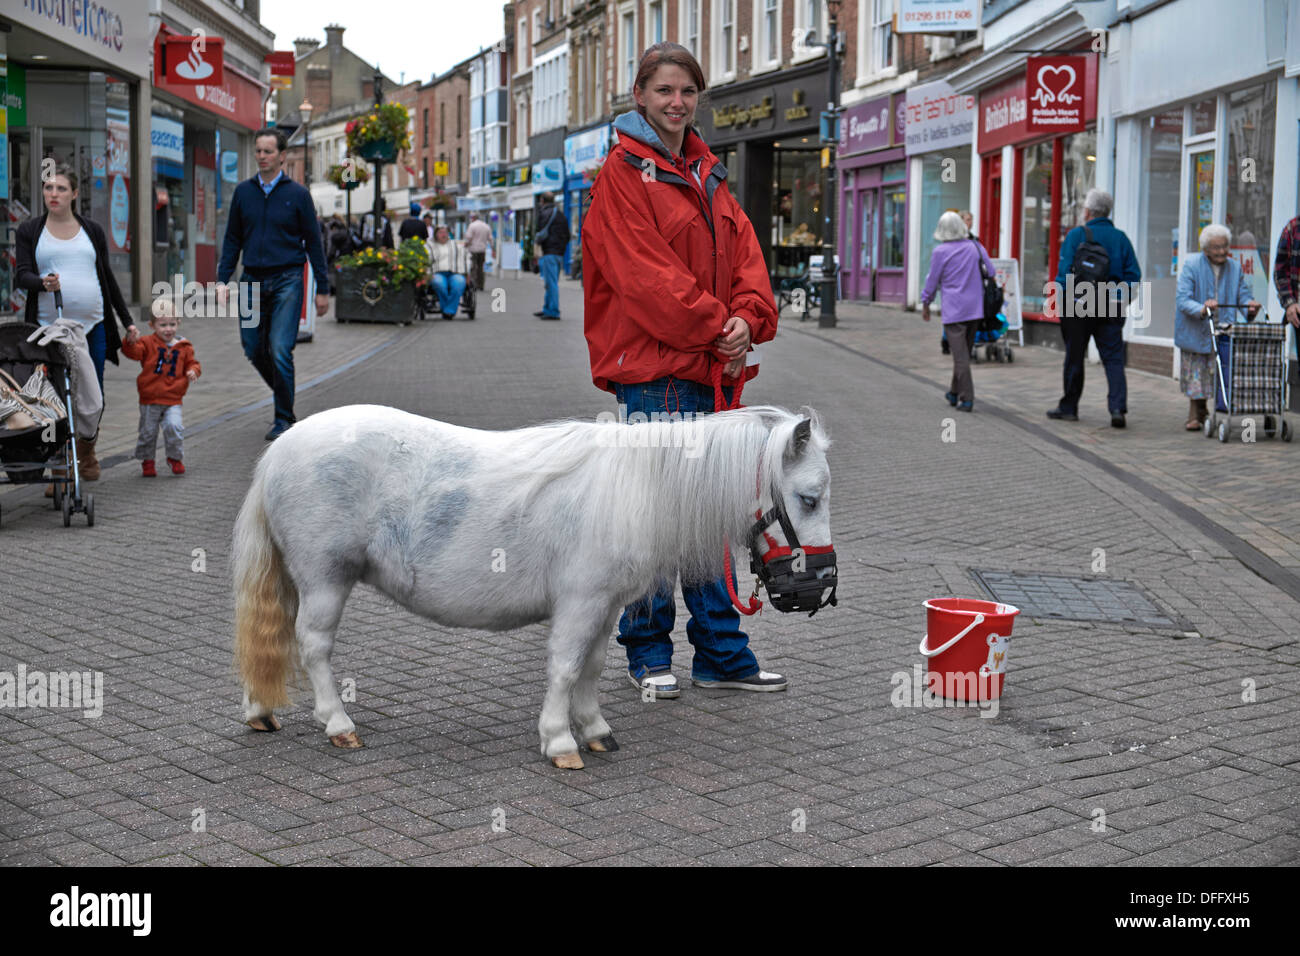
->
xmin=970 ymin=570 xmax=1181 ymax=629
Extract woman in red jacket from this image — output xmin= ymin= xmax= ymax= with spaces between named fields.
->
xmin=582 ymin=42 xmax=785 ymax=699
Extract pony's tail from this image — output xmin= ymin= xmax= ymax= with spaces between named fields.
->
xmin=232 ymin=461 xmax=300 ymax=710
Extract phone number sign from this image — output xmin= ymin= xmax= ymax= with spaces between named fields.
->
xmin=898 ymin=0 xmax=980 ymax=33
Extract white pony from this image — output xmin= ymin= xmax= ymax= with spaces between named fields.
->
xmin=232 ymin=404 xmax=832 ymax=769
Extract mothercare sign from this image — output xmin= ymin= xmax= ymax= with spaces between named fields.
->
xmin=1026 ymin=55 xmax=1087 ymax=135
xmin=18 ymin=0 xmax=152 ymax=78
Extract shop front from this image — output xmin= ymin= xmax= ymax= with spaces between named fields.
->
xmin=562 ymin=122 xmax=610 ymax=277
xmin=694 ymin=61 xmax=830 ymax=282
xmin=838 ymin=94 xmax=907 ymax=305
xmin=975 ymin=52 xmax=1099 ymax=344
xmin=152 ymin=23 xmax=265 ymax=288
xmin=1109 ymin=0 xmax=1298 ymax=379
xmin=904 ymin=80 xmax=976 ymax=308
xmin=2 ymin=0 xmax=154 ymax=314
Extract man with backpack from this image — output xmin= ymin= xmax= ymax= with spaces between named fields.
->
xmin=1047 ymin=188 xmax=1141 ymax=428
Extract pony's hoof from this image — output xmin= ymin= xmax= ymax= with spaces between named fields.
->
xmin=246 ymin=715 xmax=281 ymax=732
xmin=330 ymin=731 xmax=363 ymax=749
xmin=586 ymin=735 xmax=619 ymax=753
xmin=550 ymin=752 xmax=585 ymax=770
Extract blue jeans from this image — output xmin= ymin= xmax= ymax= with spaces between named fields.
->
xmin=431 ymin=272 xmax=466 ymax=316
xmin=612 ymin=378 xmax=761 ymax=682
xmin=238 ymin=268 xmax=303 ymax=426
xmin=540 ymin=254 xmax=561 ymax=317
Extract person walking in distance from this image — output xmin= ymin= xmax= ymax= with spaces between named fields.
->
xmin=464 ymin=213 xmax=494 ymax=292
xmin=534 ymin=192 xmax=570 ymax=320
xmin=1046 ymin=188 xmax=1141 ymax=428
xmin=217 ymin=127 xmax=330 ymax=441
xmin=398 ymin=203 xmax=429 ymax=242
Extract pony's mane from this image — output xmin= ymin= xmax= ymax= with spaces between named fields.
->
xmin=499 ymin=406 xmax=828 ymax=583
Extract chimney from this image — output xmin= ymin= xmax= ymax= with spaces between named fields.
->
xmin=324 ymin=24 xmax=345 ymax=50
xmin=294 ymin=37 xmax=320 ymax=59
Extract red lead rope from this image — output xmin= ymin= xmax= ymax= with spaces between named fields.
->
xmin=714 ymin=360 xmax=762 ymax=615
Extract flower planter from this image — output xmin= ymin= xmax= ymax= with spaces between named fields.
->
xmin=355 ymin=140 xmax=398 ymax=163
xmin=334 ymin=264 xmax=416 ymax=324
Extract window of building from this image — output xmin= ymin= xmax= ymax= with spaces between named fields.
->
xmin=1020 ymin=140 xmax=1055 ymax=313
xmin=759 ymin=0 xmax=780 ymax=66
xmin=918 ymin=152 xmax=973 ymax=295
xmin=682 ymin=0 xmax=701 ymax=58
xmin=1225 ymin=81 xmax=1275 ymax=305
xmin=647 ymin=1 xmax=665 ymax=45
xmin=621 ymin=6 xmax=637 ymax=93
xmin=457 ymin=148 xmax=462 ymax=182
xmin=1059 ymin=130 xmax=1097 ymax=240
xmin=423 ymin=108 xmax=429 ymax=147
xmin=1137 ymin=108 xmax=1183 ymax=341
xmin=715 ymin=0 xmax=736 ymax=78
xmin=457 ymin=95 xmax=463 ymax=137
xmin=871 ymin=0 xmax=894 ymax=74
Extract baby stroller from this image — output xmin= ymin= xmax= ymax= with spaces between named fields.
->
xmin=0 ymin=320 xmax=93 ymax=527
xmin=971 ymin=312 xmax=1014 ymax=363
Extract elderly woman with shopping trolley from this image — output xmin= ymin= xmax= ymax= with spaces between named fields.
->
xmin=1175 ymin=224 xmax=1260 ymax=432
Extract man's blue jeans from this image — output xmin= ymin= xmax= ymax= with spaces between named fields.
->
xmin=239 ymin=268 xmax=303 ymax=426
xmin=431 ymin=271 xmax=466 ymax=316
xmin=612 ymin=378 xmax=761 ymax=682
xmin=540 ymin=254 xmax=561 ymax=317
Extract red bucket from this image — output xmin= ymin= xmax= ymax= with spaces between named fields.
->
xmin=919 ymin=598 xmax=1020 ymax=702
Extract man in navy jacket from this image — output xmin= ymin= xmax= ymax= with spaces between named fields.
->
xmin=1047 ymin=188 xmax=1141 ymax=428
xmin=218 ymin=127 xmax=330 ymax=440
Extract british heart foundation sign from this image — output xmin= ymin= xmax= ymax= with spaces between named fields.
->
xmin=1026 ymin=56 xmax=1086 ymax=134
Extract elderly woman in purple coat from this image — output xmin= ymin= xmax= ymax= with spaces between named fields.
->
xmin=921 ymin=211 xmax=996 ymax=412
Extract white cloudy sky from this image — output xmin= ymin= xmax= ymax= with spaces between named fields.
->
xmin=261 ymin=1 xmax=507 ymax=87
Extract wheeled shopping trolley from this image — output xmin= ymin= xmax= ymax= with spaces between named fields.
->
xmin=1203 ymin=315 xmax=1290 ymax=443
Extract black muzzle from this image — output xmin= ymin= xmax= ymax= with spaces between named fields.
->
xmin=747 ymin=503 xmax=838 ymax=617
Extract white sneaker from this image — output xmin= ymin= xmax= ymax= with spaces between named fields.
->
xmin=628 ymin=668 xmax=680 ymax=699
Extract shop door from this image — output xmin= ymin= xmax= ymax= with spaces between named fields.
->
xmin=1181 ymin=146 xmax=1216 ymax=263
xmin=856 ymin=187 xmax=878 ymax=299
xmin=193 ymin=148 xmax=218 ymax=285
xmin=981 ymin=154 xmax=1002 ymax=257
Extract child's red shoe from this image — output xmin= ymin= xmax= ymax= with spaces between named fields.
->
xmin=167 ymin=458 xmax=185 ymax=475
xmin=141 ymin=460 xmax=156 ymax=477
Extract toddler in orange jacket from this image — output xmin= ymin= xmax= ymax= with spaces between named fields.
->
xmin=121 ymin=300 xmax=201 ymax=475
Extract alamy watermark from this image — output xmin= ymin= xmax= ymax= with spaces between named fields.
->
xmin=595 ymin=404 xmax=706 ymax=457
xmin=1044 ymin=276 xmax=1152 ymax=326
xmin=890 ymin=663 xmax=1001 ymax=718
xmin=0 ymin=665 xmax=103 ymax=718
xmin=151 ymin=274 xmax=262 ymax=327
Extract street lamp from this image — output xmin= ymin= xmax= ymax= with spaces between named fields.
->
xmin=300 ymin=98 xmax=314 ymax=186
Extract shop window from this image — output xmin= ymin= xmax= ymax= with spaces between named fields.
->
xmin=880 ymin=188 xmax=905 ymax=269
xmin=1020 ymin=141 xmax=1054 ymax=312
xmin=1225 ymin=81 xmax=1276 ymax=303
xmin=1138 ymin=109 xmax=1183 ymax=341
xmin=773 ymin=149 xmax=823 ymax=249
xmin=1190 ymin=98 xmax=1216 ymax=136
xmin=1058 ymin=130 xmax=1096 ymax=238
xmin=918 ymin=152 xmax=972 ymax=286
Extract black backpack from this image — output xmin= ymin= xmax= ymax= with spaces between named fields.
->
xmin=1070 ymin=225 xmax=1114 ymax=317
xmin=972 ymin=240 xmax=1003 ymax=330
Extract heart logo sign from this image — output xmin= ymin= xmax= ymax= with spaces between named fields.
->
xmin=1030 ymin=65 xmax=1079 ymax=107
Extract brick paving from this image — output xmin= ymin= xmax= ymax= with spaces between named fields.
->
xmin=0 ymin=273 xmax=1296 ymax=866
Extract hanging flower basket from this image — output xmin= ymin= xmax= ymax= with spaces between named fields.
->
xmin=355 ymin=139 xmax=398 ymax=163
xmin=346 ymin=104 xmax=412 ymax=165
xmin=327 ymin=162 xmax=370 ymax=190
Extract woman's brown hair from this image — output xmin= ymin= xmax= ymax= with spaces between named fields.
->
xmin=45 ymin=162 xmax=79 ymax=193
xmin=633 ymin=42 xmax=706 ymax=113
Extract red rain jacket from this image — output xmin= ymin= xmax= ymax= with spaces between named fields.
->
xmin=582 ymin=114 xmax=778 ymax=394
